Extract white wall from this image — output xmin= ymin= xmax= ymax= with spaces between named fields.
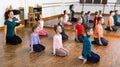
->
xmin=0 ymin=0 xmax=120 ymax=26
xmin=0 ymin=0 xmax=24 ymax=26
xmin=24 ymin=0 xmax=43 ymax=19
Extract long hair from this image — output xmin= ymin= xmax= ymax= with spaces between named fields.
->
xmin=4 ymin=10 xmax=13 ymax=20
xmin=69 ymin=4 xmax=74 ymax=10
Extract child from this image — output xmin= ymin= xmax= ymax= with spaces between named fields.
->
xmin=53 ymin=25 xmax=69 ymax=56
xmin=94 ymin=17 xmax=108 ymax=46
xmin=4 ymin=10 xmax=22 ymax=45
xmin=105 ymin=11 xmax=118 ymax=31
xmin=37 ymin=14 xmax=48 ymax=36
xmin=58 ymin=16 xmax=68 ymax=40
xmin=30 ymin=25 xmax=45 ymax=53
xmin=78 ymin=27 xmax=100 ymax=64
xmin=86 ymin=11 xmax=93 ymax=23
xmin=69 ymin=4 xmax=77 ymax=22
xmin=81 ymin=11 xmax=88 ymax=29
xmin=99 ymin=10 xmax=103 ymax=17
xmin=63 ymin=10 xmax=72 ymax=26
xmin=113 ymin=10 xmax=120 ymax=26
xmin=93 ymin=11 xmax=99 ymax=28
xmin=75 ymin=17 xmax=84 ymax=42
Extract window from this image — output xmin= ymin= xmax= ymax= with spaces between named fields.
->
xmin=80 ymin=0 xmax=84 ymax=3
xmin=102 ymin=0 xmax=107 ymax=4
xmin=80 ymin=0 xmax=107 ymax=4
xmin=86 ymin=0 xmax=92 ymax=3
xmin=94 ymin=0 xmax=101 ymax=4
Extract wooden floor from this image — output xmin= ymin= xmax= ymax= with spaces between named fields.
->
xmin=0 ymin=15 xmax=120 ymax=67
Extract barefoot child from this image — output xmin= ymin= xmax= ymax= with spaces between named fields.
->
xmin=37 ymin=14 xmax=48 ymax=36
xmin=53 ymin=25 xmax=69 ymax=56
xmin=30 ymin=25 xmax=45 ymax=53
xmin=113 ymin=10 xmax=120 ymax=26
xmin=78 ymin=27 xmax=100 ymax=64
xmin=86 ymin=11 xmax=93 ymax=23
xmin=75 ymin=17 xmax=84 ymax=42
xmin=63 ymin=10 xmax=72 ymax=26
xmin=58 ymin=16 xmax=68 ymax=40
xmin=94 ymin=17 xmax=108 ymax=46
xmin=93 ymin=11 xmax=99 ymax=28
xmin=105 ymin=11 xmax=118 ymax=31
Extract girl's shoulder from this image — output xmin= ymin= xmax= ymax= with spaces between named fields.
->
xmin=54 ymin=34 xmax=61 ymax=38
xmin=30 ymin=33 xmax=38 ymax=37
xmin=38 ymin=20 xmax=44 ymax=23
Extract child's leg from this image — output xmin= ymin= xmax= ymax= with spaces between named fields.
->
xmin=39 ymin=30 xmax=48 ymax=36
xmin=89 ymin=20 xmax=94 ymax=23
xmin=33 ymin=44 xmax=45 ymax=52
xmin=93 ymin=38 xmax=99 ymax=45
xmin=78 ymin=34 xmax=84 ymax=42
xmin=112 ymin=26 xmax=118 ymax=31
xmin=62 ymin=33 xmax=68 ymax=40
xmin=56 ymin=48 xmax=67 ymax=56
xmin=105 ymin=26 xmax=110 ymax=31
xmin=87 ymin=52 xmax=100 ymax=63
xmin=115 ymin=22 xmax=120 ymax=26
xmin=60 ymin=48 xmax=69 ymax=55
xmin=71 ymin=17 xmax=77 ymax=22
xmin=15 ymin=35 xmax=22 ymax=44
xmin=6 ymin=35 xmax=22 ymax=45
xmin=64 ymin=21 xmax=72 ymax=26
xmin=39 ymin=44 xmax=46 ymax=51
xmin=101 ymin=37 xmax=108 ymax=46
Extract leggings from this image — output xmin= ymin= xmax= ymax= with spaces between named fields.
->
xmin=86 ymin=52 xmax=100 ymax=63
xmin=94 ymin=37 xmax=108 ymax=46
xmin=78 ymin=34 xmax=84 ymax=42
xmin=105 ymin=26 xmax=118 ymax=31
xmin=6 ymin=35 xmax=22 ymax=45
xmin=33 ymin=44 xmax=45 ymax=52
xmin=55 ymin=48 xmax=69 ymax=57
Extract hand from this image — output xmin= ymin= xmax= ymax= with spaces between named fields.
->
xmin=75 ymin=38 xmax=79 ymax=42
xmin=110 ymin=28 xmax=113 ymax=31
xmin=82 ymin=59 xmax=87 ymax=64
xmin=30 ymin=50 xmax=34 ymax=53
xmin=99 ymin=41 xmax=102 ymax=45
xmin=53 ymin=54 xmax=56 ymax=56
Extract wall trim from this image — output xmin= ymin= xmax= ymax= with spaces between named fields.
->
xmin=43 ymin=2 xmax=63 ymax=5
xmin=42 ymin=5 xmax=61 ymax=8
xmin=43 ymin=12 xmax=112 ymax=22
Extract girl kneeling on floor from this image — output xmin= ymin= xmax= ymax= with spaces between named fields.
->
xmin=53 ymin=25 xmax=69 ymax=56
xmin=37 ymin=14 xmax=48 ymax=36
xmin=30 ymin=25 xmax=45 ymax=53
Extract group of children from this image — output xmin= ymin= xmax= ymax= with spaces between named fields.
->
xmin=4 ymin=4 xmax=120 ymax=64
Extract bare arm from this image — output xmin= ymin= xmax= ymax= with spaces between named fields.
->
xmin=108 ymin=17 xmax=112 ymax=30
xmin=53 ymin=36 xmax=56 ymax=55
xmin=4 ymin=25 xmax=7 ymax=44
xmin=75 ymin=30 xmax=78 ymax=40
xmin=96 ymin=26 xmax=102 ymax=45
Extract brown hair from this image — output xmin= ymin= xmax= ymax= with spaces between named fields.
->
xmin=4 ymin=10 xmax=13 ymax=20
xmin=54 ymin=25 xmax=60 ymax=33
xmin=77 ymin=17 xmax=82 ymax=22
xmin=85 ymin=26 xmax=92 ymax=33
xmin=32 ymin=25 xmax=38 ymax=32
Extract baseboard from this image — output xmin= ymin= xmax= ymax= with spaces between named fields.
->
xmin=43 ymin=14 xmax=64 ymax=21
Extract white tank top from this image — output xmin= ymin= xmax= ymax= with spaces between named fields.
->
xmin=38 ymin=20 xmax=44 ymax=30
